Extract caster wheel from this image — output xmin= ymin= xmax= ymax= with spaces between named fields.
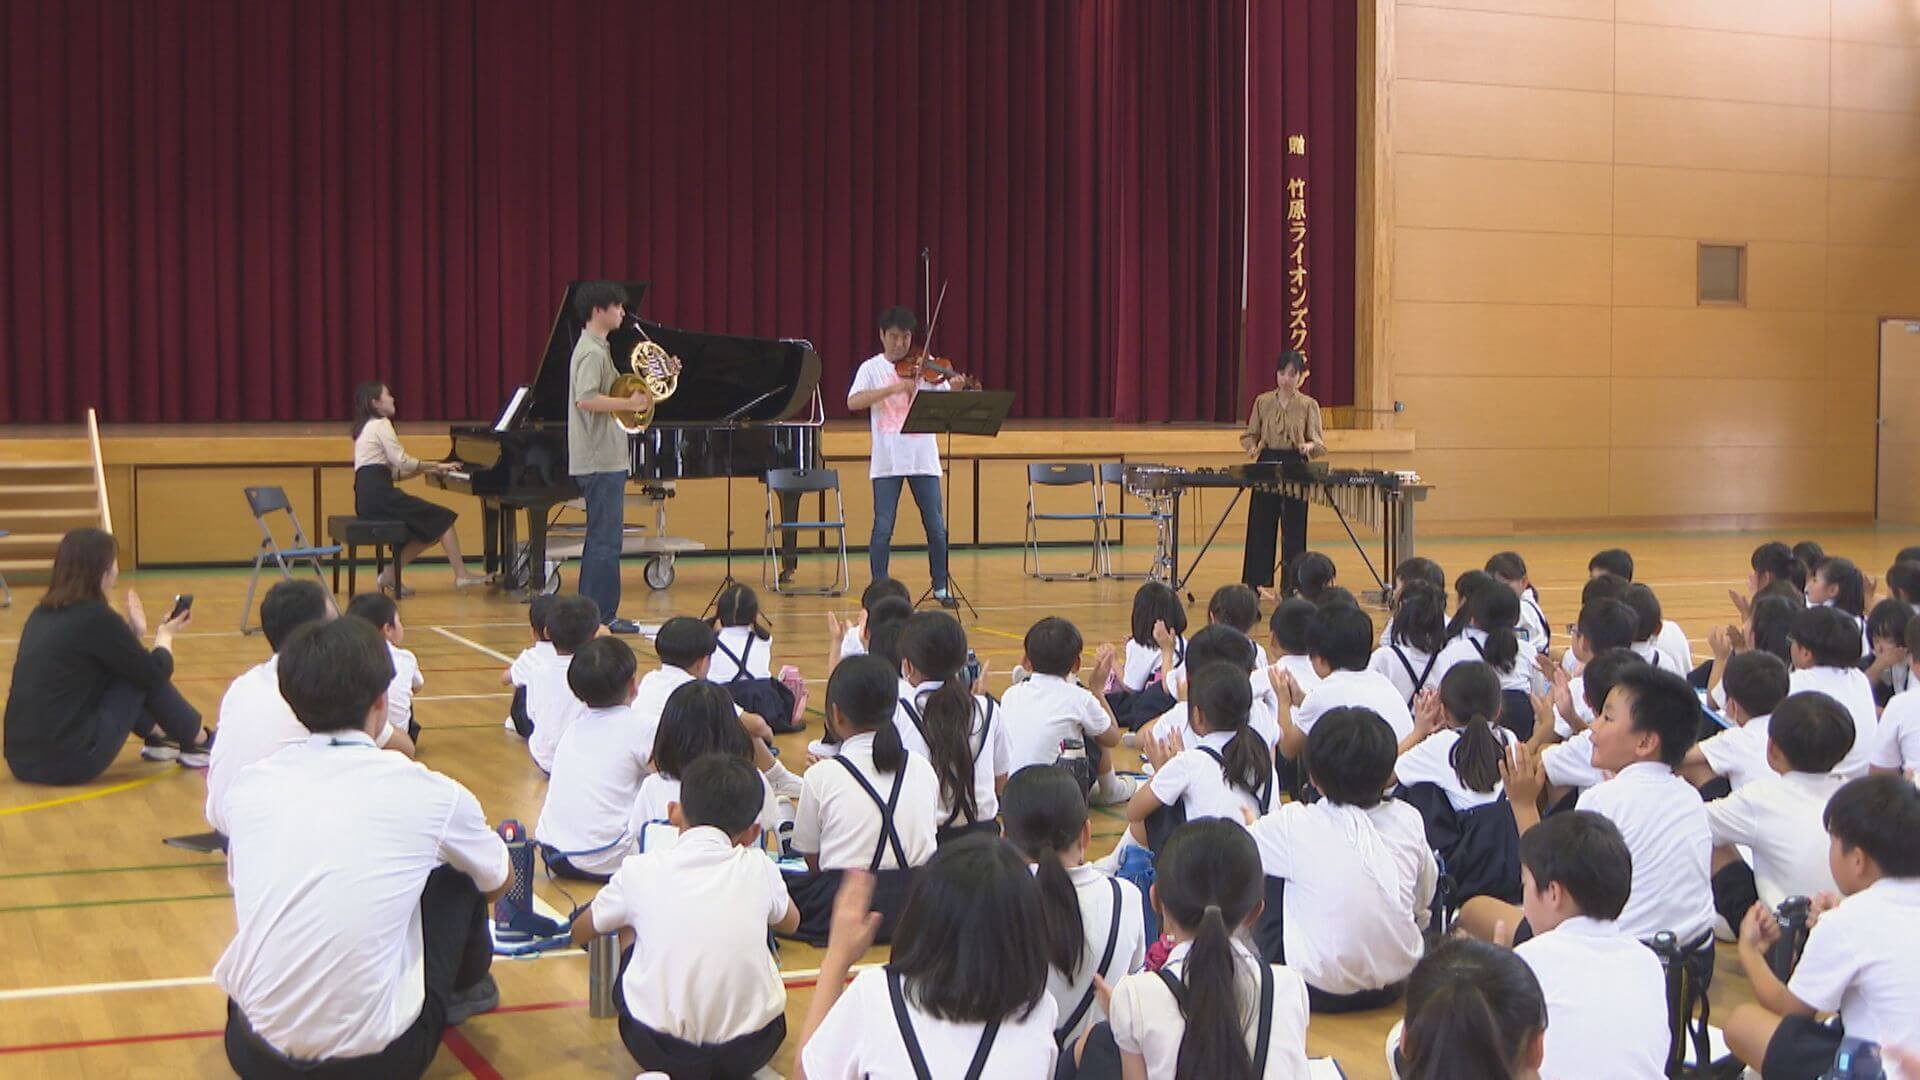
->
xmin=644 ymin=555 xmax=676 ymax=590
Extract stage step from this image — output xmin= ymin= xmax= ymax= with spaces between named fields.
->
xmin=0 ymin=434 xmax=109 ymax=579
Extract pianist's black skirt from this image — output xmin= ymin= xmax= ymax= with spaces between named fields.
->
xmin=354 ymin=465 xmax=457 ymax=543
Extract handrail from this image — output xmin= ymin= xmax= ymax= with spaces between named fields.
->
xmin=87 ymin=407 xmax=112 ymax=534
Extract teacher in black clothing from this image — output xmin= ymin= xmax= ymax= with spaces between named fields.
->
xmin=3 ymin=528 xmax=209 ymax=785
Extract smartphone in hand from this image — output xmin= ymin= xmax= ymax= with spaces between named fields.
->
xmin=168 ymin=594 xmax=194 ymax=622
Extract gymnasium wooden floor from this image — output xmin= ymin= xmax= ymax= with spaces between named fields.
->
xmin=5 ymin=526 xmax=1919 ymax=1078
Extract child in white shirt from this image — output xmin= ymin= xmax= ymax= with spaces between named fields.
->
xmin=628 ymin=680 xmax=783 ymax=850
xmin=1681 ymin=649 xmax=1791 ymax=793
xmin=1865 ymin=598 xmax=1914 ymax=705
xmin=825 ymin=576 xmax=912 ymax=672
xmin=525 ymin=595 xmax=602 ymax=773
xmin=1706 ymin=691 xmax=1851 ymax=935
xmin=1147 ymin=625 xmax=1278 ymax=751
xmin=1129 ymin=662 xmax=1279 ymax=850
xmin=1109 ymin=583 xmax=1187 ymax=734
xmin=1267 ymin=597 xmax=1323 ymax=699
xmin=896 ymin=612 xmax=1012 ymax=843
xmin=345 ymin=593 xmax=423 ymax=744
xmin=1487 ymin=551 xmax=1550 ymax=660
xmin=1787 ymin=606 xmax=1879 ymax=777
xmin=1000 ymin=616 xmax=1135 ymax=804
xmin=1396 ymin=663 xmax=1523 ymax=909
xmin=1002 ymin=766 xmax=1146 ymax=1051
xmin=1396 ymin=938 xmax=1548 ymax=1080
xmin=1538 ymin=648 xmax=1648 ymax=799
xmin=631 ymin=616 xmax=733 ymax=767
xmin=1431 ymin=576 xmax=1538 ymax=738
xmin=1510 ymin=811 xmax=1669 ymax=1080
xmin=1367 ymin=579 xmax=1448 ymax=706
xmin=502 ymin=593 xmax=557 ymax=737
xmin=1275 ymin=603 xmax=1414 ymax=764
xmin=573 ymin=754 xmax=797 ymax=1078
xmin=1624 ymin=583 xmax=1690 ymax=674
xmin=1724 ymin=775 xmax=1920 ymax=1076
xmin=707 ymin=583 xmax=774 ymax=683
xmin=1377 ymin=555 xmax=1447 ymax=648
xmin=1873 ymin=616 xmax=1920 ymax=774
xmin=1807 ymin=555 xmax=1872 ymax=657
xmin=534 ymin=637 xmax=646 ymax=881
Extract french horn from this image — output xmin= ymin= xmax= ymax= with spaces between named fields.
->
xmin=611 ymin=337 xmax=679 ymax=433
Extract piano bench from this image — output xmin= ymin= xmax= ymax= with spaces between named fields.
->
xmin=326 ymin=516 xmax=410 ymax=598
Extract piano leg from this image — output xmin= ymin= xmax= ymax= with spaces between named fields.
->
xmin=526 ymin=507 xmax=550 ymax=597
xmin=482 ymin=503 xmax=501 ymax=578
xmin=499 ymin=505 xmax=522 ymax=592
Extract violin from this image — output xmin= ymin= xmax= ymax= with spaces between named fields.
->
xmin=894 ymin=347 xmax=978 ymax=389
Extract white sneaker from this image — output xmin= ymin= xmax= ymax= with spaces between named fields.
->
xmin=502 ymin=715 xmax=515 ymax=731
xmin=1091 ymin=772 xmax=1140 ymax=805
xmin=1009 ymin=664 xmax=1031 ymax=686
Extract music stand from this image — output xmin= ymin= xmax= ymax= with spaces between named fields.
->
xmin=700 ymin=388 xmax=784 ymax=624
xmin=900 ymin=390 xmax=1015 ymax=618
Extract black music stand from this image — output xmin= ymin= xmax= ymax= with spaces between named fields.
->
xmin=900 ymin=390 xmax=1015 ymax=619
xmin=700 ymin=388 xmax=784 ymax=624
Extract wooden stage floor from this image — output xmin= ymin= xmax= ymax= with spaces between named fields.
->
xmin=5 ymin=526 xmax=1919 ymax=1077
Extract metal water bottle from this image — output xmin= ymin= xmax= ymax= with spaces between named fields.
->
xmin=588 ymin=933 xmax=619 ymax=1018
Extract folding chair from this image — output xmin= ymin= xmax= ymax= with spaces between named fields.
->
xmin=1023 ymin=463 xmax=1101 ymax=580
xmin=0 ymin=529 xmax=11 ymax=608
xmin=763 ymin=467 xmax=848 ymax=596
xmin=1096 ymin=461 xmax=1173 ymax=579
xmin=239 ymin=486 xmax=340 ymax=635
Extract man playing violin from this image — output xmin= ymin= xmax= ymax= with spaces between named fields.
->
xmin=846 ymin=305 xmax=974 ymax=608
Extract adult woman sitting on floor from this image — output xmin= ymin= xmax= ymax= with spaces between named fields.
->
xmin=351 ymin=379 xmax=486 ymax=595
xmin=3 ymin=528 xmax=210 ymax=785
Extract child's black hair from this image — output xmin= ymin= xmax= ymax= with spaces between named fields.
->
xmin=1438 ymin=661 xmax=1504 ymax=794
xmin=1750 ymin=593 xmax=1800 ymax=663
xmin=1589 ymin=548 xmax=1634 ymax=581
xmin=1292 ymin=551 xmax=1337 ymax=599
xmin=1022 ymin=616 xmax=1084 ymax=679
xmin=1577 ymin=598 xmax=1639 ymax=654
xmin=545 ymin=595 xmax=602 ymax=654
xmin=1001 ymin=766 xmax=1091 ymax=978
xmin=902 ymin=612 xmax=984 ymax=825
xmin=861 ymin=576 xmax=913 ymax=612
xmin=1206 ymin=583 xmax=1262 ymax=635
xmin=260 ymin=580 xmax=332 ymax=652
xmin=864 ymin=595 xmax=914 ymax=668
xmin=888 ymin=835 xmax=1051 ymax=1022
xmin=1898 ymin=545 xmax=1920 ymax=567
xmin=1395 ymin=556 xmax=1446 ymax=594
xmin=1447 ymin=579 xmax=1520 ymax=674
xmin=1129 ymin=581 xmax=1188 ymax=649
xmin=1484 ymin=551 xmax=1528 ymax=585
xmin=1769 ymin=692 xmax=1855 ymax=776
xmin=1815 ymin=556 xmax=1868 ymax=619
xmin=1190 ymin=662 xmax=1271 ymax=805
xmin=1453 ymin=569 xmax=1497 ymax=611
xmin=278 ymin=618 xmax=395 ymax=734
xmin=344 ymin=591 xmax=399 ymax=630
xmin=1186 ymin=624 xmax=1258 ymax=675
xmin=1867 ymin=597 xmax=1912 ymax=650
xmin=1153 ymin=820 xmax=1269 ymax=1080
xmin=1518 ymin=810 xmax=1632 ymax=921
xmin=527 ymin=593 xmax=557 ymax=638
xmin=1750 ymin=542 xmax=1797 ymax=588
xmin=1581 ymin=648 xmax=1646 ymax=715
xmin=650 ymin=680 xmax=751 ymax=779
xmin=1580 ymin=572 xmax=1631 ymax=607
xmin=1390 ymin=580 xmax=1450 ymax=655
xmin=566 ymin=636 xmax=639 ymax=709
xmin=1721 ymin=649 xmax=1789 ymax=719
xmin=1790 ymin=605 xmax=1864 ymax=668
xmin=1304 ymin=707 xmax=1396 ymax=808
xmin=1313 ymin=585 xmax=1359 ymax=610
xmin=825 ymin=654 xmax=907 ymax=774
xmin=1268 ymin=598 xmax=1317 ymax=655
xmin=679 ymin=753 xmax=764 ymax=836
xmin=1823 ymin=774 xmax=1920 ymax=877
xmin=712 ymin=582 xmax=769 ymax=640
xmin=1611 ymin=666 xmax=1699 ymax=768
xmin=1792 ymin=541 xmax=1826 ymax=578
xmin=1885 ymin=559 xmax=1920 ymax=607
xmin=1908 ymin=610 xmax=1920 ymax=656
xmin=1402 ymin=938 xmax=1546 ymax=1080
xmin=1307 ymin=603 xmax=1375 ymax=672
xmin=655 ymin=615 xmax=717 ymax=670
xmin=1622 ymin=583 xmax=1665 ymax=646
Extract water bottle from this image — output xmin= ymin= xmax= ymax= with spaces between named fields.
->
xmin=588 ymin=933 xmax=619 ymax=1019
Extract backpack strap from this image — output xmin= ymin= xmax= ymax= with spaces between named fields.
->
xmin=1197 ymin=743 xmax=1274 ymax=815
xmin=1390 ymin=646 xmax=1440 ymax=703
xmin=899 ymin=695 xmax=929 ymax=744
xmin=1153 ymin=967 xmax=1189 ymax=1012
xmin=1054 ymin=878 xmax=1127 ymax=1045
xmin=1467 ymin=637 xmax=1488 ymax=660
xmin=831 ymin=755 xmax=909 ymax=872
xmin=714 ymin=634 xmax=752 ymax=683
xmin=1154 ymin=958 xmax=1275 ymax=1071
xmin=888 ymin=966 xmax=1000 ymax=1080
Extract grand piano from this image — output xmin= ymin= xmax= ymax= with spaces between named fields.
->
xmin=430 ymin=281 xmax=824 ymax=593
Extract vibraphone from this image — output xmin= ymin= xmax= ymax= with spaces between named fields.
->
xmin=1122 ymin=462 xmax=1430 ymax=600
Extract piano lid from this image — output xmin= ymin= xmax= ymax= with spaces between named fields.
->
xmin=527 ymin=280 xmax=822 ymax=426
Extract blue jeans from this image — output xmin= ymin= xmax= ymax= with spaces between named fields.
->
xmin=576 ymin=471 xmax=627 ymax=622
xmin=870 ymin=474 xmax=948 ymax=590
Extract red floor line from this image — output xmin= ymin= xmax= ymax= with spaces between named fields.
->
xmin=439 ymin=1027 xmax=504 ymax=1080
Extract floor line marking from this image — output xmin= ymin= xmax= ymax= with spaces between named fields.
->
xmin=0 ymin=892 xmax=231 ymax=916
xmin=430 ymin=626 xmax=514 ymax=663
xmin=439 ymin=1026 xmax=504 ymax=1080
xmin=415 ymin=692 xmax=514 ymax=702
xmin=0 ymin=772 xmax=170 ymax=818
xmin=0 ymin=862 xmax=221 ymax=882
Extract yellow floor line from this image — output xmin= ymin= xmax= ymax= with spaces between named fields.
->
xmin=0 ymin=772 xmax=168 ymax=818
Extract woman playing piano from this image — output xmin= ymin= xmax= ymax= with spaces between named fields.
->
xmin=350 ymin=381 xmax=486 ymax=595
xmin=1240 ymin=350 xmax=1325 ymax=594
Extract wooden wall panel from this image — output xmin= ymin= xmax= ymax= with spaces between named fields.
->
xmin=1394 ymin=81 xmax=1613 ymax=162
xmin=1396 ymin=7 xmax=1614 ymax=91
xmin=1830 ymin=41 xmax=1920 ymax=113
xmin=1827 ymin=312 xmax=1886 ymax=381
xmin=1824 ymin=380 xmax=1881 ymax=449
xmin=1608 ymin=446 xmax=1874 ymax=516
xmin=1394 ymin=228 xmax=1612 ymax=304
xmin=1831 ymin=0 xmax=1920 ymax=46
xmin=1612 ymin=166 xmax=1828 ymax=244
xmin=1745 ymin=241 xmax=1829 ymax=311
xmin=1610 ymin=236 xmax=1695 ymax=307
xmin=137 ymin=467 xmax=317 ymax=566
xmin=1829 ymin=177 xmax=1920 ymax=246
xmin=1614 ymin=0 xmax=1828 ymax=38
xmin=1396 ymin=154 xmax=1611 ymax=234
xmin=1828 ymin=246 xmax=1920 ymax=313
xmin=1392 ymin=301 xmax=1611 ymax=377
xmin=1615 ymin=96 xmax=1828 ymax=174
xmin=1394 ymin=376 xmax=1610 ymax=449
xmin=1413 ymin=449 xmax=1608 ymax=521
xmin=1402 ymin=0 xmax=1614 ymax=19
xmin=1609 ymin=308 xmax=1825 ymax=379
xmin=1831 ymin=109 xmax=1920 ymax=179
xmin=1608 ymin=377 xmax=1811 ymax=448
xmin=1614 ymin=24 xmax=1828 ymax=106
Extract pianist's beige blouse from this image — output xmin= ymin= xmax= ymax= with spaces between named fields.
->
xmin=354 ymin=417 xmax=426 ymax=479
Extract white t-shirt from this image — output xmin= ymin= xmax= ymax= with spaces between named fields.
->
xmin=1706 ymin=771 xmax=1844 ymax=909
xmin=1873 ymin=690 xmax=1920 ymax=772
xmin=507 ymin=639 xmax=556 ymax=686
xmin=1292 ymin=669 xmax=1416 ymax=743
xmin=384 ymin=643 xmax=423 ymax=734
xmin=628 ymin=769 xmax=782 ymax=844
xmin=1787 ymin=877 xmax=1920 ymax=1055
xmin=1393 ymin=725 xmax=1518 ymax=811
xmin=1042 ymin=865 xmax=1149 ymax=1048
xmin=535 ymin=705 xmax=653 ymax=877
xmin=1515 ymin=916 xmax=1669 ymax=1080
xmin=1541 ymin=730 xmax=1608 ymax=791
xmin=708 ymin=626 xmax=773 ymax=682
xmin=1432 ymin=628 xmax=1534 ymax=692
xmin=839 ymin=624 xmax=866 ymax=659
xmin=1121 ymin=638 xmax=1181 ymax=692
xmin=208 ymin=656 xmax=398 ymax=832
xmin=1576 ymin=762 xmax=1715 ymax=944
xmin=214 ymin=732 xmax=509 ymax=1061
xmin=894 ymin=681 xmax=1013 ymax=826
xmin=1150 ymin=693 xmax=1282 ymax=753
xmin=525 ymin=649 xmax=588 ymax=774
xmin=1272 ymin=653 xmax=1322 ymax=698
xmin=1148 ymin=730 xmax=1280 ymax=823
xmin=1249 ymin=799 xmax=1436 ymax=995
xmin=1518 ymin=591 xmax=1551 ymax=657
xmin=587 ymin=826 xmax=790 ymax=1044
xmin=1367 ymin=643 xmax=1439 ymax=706
xmin=1789 ymin=668 xmax=1880 ymax=778
xmin=849 ymin=353 xmax=950 ymax=478
xmin=791 ymin=732 xmax=940 ymax=871
xmin=1657 ymin=619 xmax=1694 ymax=673
xmin=630 ymin=664 xmax=701 ymax=767
xmin=1696 ymin=714 xmax=1775 ymax=791
xmin=1001 ymin=673 xmax=1114 ymax=773
xmin=1107 ymin=939 xmax=1311 ymax=1080
xmin=801 ymin=966 xmax=1059 ymax=1079
xmin=1164 ymin=642 xmax=1272 ymax=699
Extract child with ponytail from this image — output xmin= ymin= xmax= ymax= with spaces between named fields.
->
xmin=1395 ymin=937 xmax=1546 ymax=1080
xmin=1066 ymin=819 xmax=1310 ymax=1079
xmin=1433 ymin=579 xmax=1537 ymax=739
xmin=896 ymin=611 xmax=1012 ymax=844
xmin=1003 ymin=766 xmax=1147 ymax=1049
xmin=1127 ymin=663 xmax=1279 ymax=851
xmin=1394 ymin=661 xmax=1524 ymax=907
xmin=1367 ymin=579 xmax=1448 ymax=706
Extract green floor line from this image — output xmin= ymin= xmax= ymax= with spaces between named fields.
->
xmin=0 ymin=862 xmax=221 ymax=882
xmin=0 ymin=892 xmax=232 ymax=916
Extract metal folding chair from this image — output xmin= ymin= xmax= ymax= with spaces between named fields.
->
xmin=1023 ymin=463 xmax=1102 ymax=580
xmin=763 ymin=467 xmax=849 ymax=596
xmin=1095 ymin=461 xmax=1174 ymax=579
xmin=239 ymin=486 xmax=340 ymax=635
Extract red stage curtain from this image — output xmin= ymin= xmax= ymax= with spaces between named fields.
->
xmin=0 ymin=0 xmax=1353 ymax=425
